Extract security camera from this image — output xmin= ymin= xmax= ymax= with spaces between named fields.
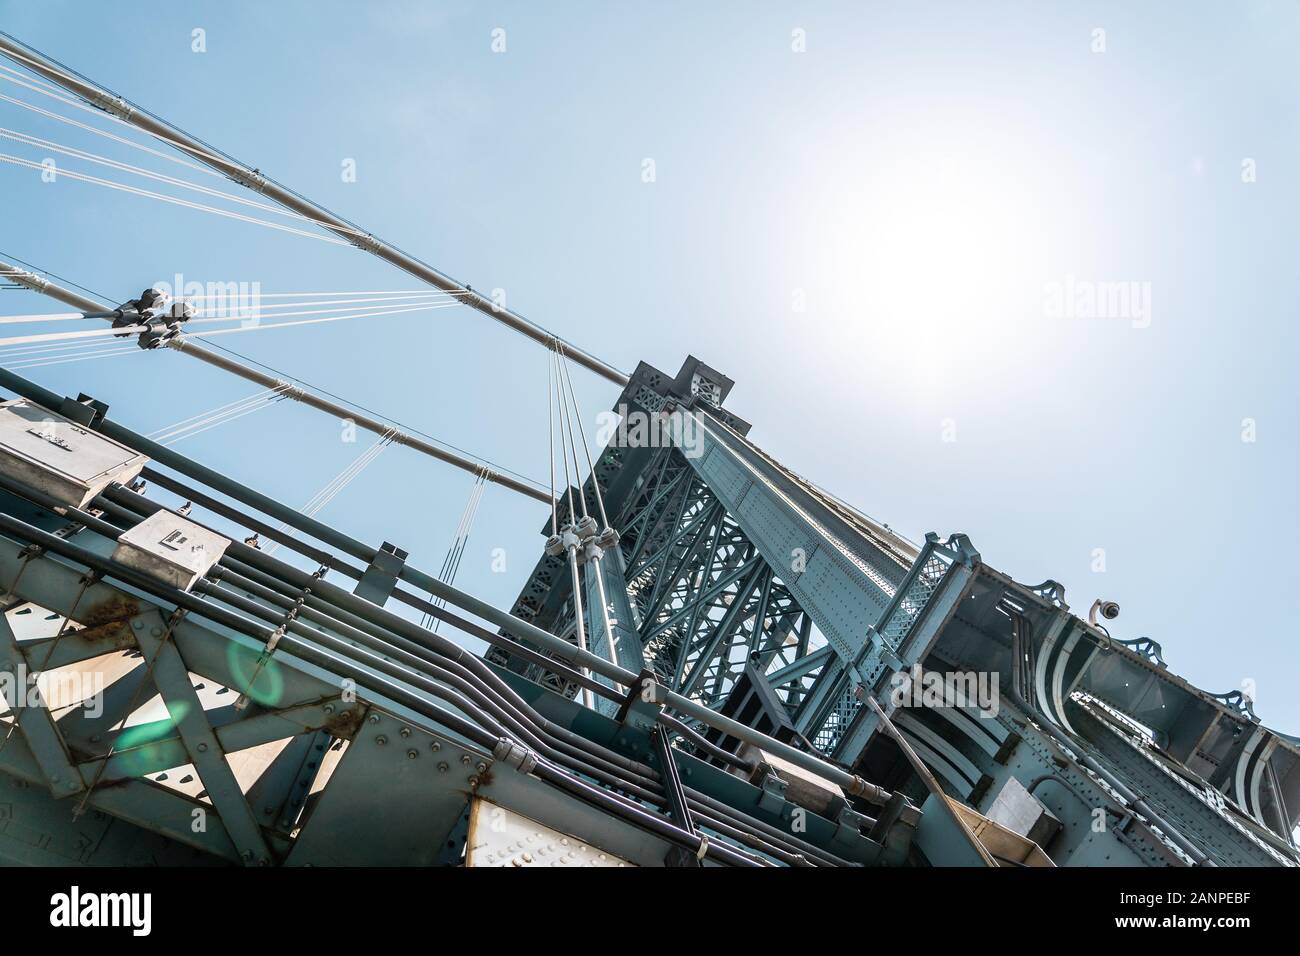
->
xmin=1089 ymin=599 xmax=1120 ymax=626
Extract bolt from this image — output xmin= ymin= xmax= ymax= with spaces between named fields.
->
xmin=400 ymin=726 xmax=411 ymax=738
xmin=323 ymin=704 xmax=335 ymax=715
xmin=476 ymin=762 xmax=487 ymax=774
xmin=468 ymin=775 xmax=479 ymax=788
xmin=368 ymin=713 xmax=380 ymax=724
xmin=438 ymin=761 xmax=449 ymax=773
xmin=375 ymin=735 xmax=387 ymax=746
xmin=430 ymin=741 xmax=441 ymax=752
xmin=461 ymin=754 xmax=472 ymax=766
xmin=407 ymin=749 xmax=418 ymax=760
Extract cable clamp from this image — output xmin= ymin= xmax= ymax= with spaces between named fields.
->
xmin=88 ymin=90 xmax=134 ymax=120
xmin=492 ymin=738 xmax=538 ymax=775
xmin=230 ymin=167 xmax=269 ymax=194
xmin=695 ymin=834 xmax=710 ymax=861
xmin=350 ymin=231 xmax=383 ymax=254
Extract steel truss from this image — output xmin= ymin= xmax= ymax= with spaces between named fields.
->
xmin=501 ymin=357 xmax=1300 ymax=867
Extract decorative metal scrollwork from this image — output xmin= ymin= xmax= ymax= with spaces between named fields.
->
xmin=1211 ymin=689 xmax=1258 ymax=722
xmin=1023 ymin=579 xmax=1067 ymax=608
xmin=1115 ymin=636 xmax=1167 ymax=668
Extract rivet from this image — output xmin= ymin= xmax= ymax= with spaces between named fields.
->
xmin=197 ymin=743 xmax=208 ymax=752
xmin=150 ymin=627 xmax=162 ymax=637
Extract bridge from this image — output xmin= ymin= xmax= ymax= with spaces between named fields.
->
xmin=0 ymin=31 xmax=1294 ymax=868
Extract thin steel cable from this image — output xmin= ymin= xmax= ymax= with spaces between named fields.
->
xmin=148 ymin=387 xmax=284 ymax=439
xmin=197 ymin=339 xmax=549 ymax=494
xmin=0 ymin=125 xmax=371 ymax=234
xmin=0 ymin=89 xmax=224 ymax=179
xmin=0 ymin=310 xmax=85 ymax=324
xmin=7 ymin=344 xmax=139 ymax=371
xmin=161 ymin=395 xmax=290 ymax=446
xmin=0 ymin=153 xmax=351 ymax=244
xmin=552 ymin=347 xmax=576 ymax=521
xmin=150 ymin=384 xmax=292 ymax=443
xmin=547 ymin=352 xmax=558 ymax=536
xmin=557 ymin=346 xmax=588 ymax=521
xmin=263 ymin=428 xmax=398 ymax=556
xmin=0 ymin=56 xmax=238 ymax=170
xmin=185 ymin=301 xmax=462 ymax=339
xmin=558 ymin=344 xmax=610 ymax=529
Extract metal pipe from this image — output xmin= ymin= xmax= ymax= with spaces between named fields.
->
xmin=0 ymin=32 xmax=629 ymax=387
xmin=0 ymin=259 xmax=553 ymax=504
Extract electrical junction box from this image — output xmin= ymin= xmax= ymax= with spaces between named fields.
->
xmin=0 ymin=399 xmax=148 ymax=509
xmin=465 ymin=799 xmax=634 ymax=867
xmin=112 ymin=510 xmax=229 ymax=592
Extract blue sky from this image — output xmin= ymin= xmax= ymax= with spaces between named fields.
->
xmin=1 ymin=1 xmax=1297 ymax=732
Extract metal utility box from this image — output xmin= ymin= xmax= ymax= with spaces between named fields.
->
xmin=985 ymin=775 xmax=1063 ymax=851
xmin=0 ymin=399 xmax=148 ymax=509
xmin=112 ymin=510 xmax=229 ymax=591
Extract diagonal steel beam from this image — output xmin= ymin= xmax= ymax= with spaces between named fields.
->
xmin=132 ymin=609 xmax=273 ymax=865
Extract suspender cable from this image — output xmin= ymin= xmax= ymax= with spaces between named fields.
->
xmin=0 ymin=256 xmax=554 ymax=504
xmin=546 ymin=354 xmax=558 ymax=537
xmin=422 ymin=468 xmax=487 ymax=632
xmin=548 ymin=345 xmax=594 ymax=708
xmin=557 ymin=343 xmax=611 ymax=530
xmin=0 ymin=31 xmax=630 ymax=387
xmin=264 ymin=428 xmax=397 ymax=556
xmin=556 ymin=345 xmax=621 ymax=688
